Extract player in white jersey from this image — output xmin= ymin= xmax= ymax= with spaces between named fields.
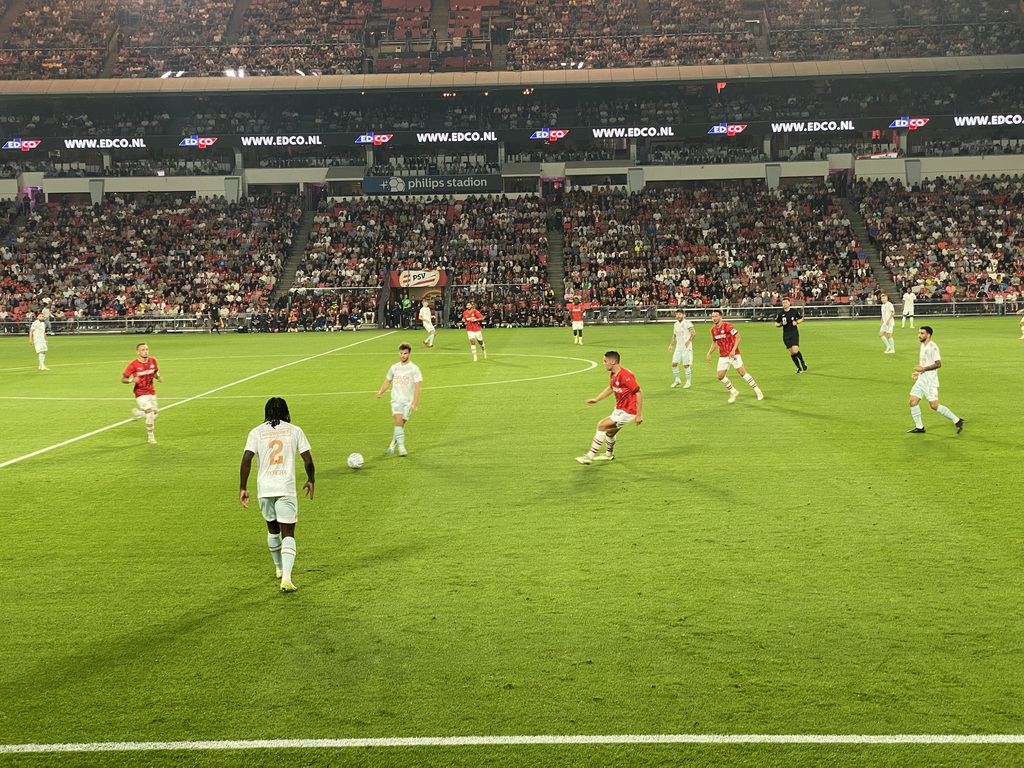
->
xmin=907 ymin=326 xmax=964 ymax=434
xmin=239 ymin=397 xmax=315 ymax=592
xmin=878 ymin=293 xmax=896 ymax=353
xmin=667 ymin=309 xmax=695 ymax=388
xmin=1016 ymin=308 xmax=1024 ymax=339
xmin=28 ymin=311 xmax=49 ymax=370
xmin=419 ymin=299 xmax=436 ymax=347
xmin=901 ymin=290 xmax=915 ymax=328
xmin=377 ymin=343 xmax=423 ymax=456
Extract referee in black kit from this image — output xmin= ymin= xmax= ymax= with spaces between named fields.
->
xmin=775 ymin=297 xmax=807 ymax=373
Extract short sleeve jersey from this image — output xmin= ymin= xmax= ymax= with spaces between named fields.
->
xmin=610 ymin=366 xmax=641 ymax=414
xmin=419 ymin=306 xmax=432 ymax=324
xmin=123 ymin=357 xmax=159 ymax=396
xmin=902 ymin=293 xmax=915 ymax=311
xmin=673 ymin=319 xmax=694 ymax=346
xmin=29 ymin=319 xmax=46 ymax=343
xmin=244 ymin=421 xmax=311 ymax=498
xmin=462 ymin=309 xmax=483 ymax=332
xmin=880 ymin=301 xmax=895 ymax=324
xmin=711 ymin=321 xmax=740 ymax=357
xmin=776 ymin=308 xmax=803 ymax=332
xmin=918 ymin=340 xmax=941 ymax=388
xmin=569 ymin=303 xmax=585 ymax=322
xmin=387 ymin=361 xmax=423 ymax=404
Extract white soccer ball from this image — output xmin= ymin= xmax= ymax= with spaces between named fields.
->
xmin=347 ymin=452 xmax=364 ymax=469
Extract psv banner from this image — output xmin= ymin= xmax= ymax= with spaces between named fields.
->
xmin=391 ymin=270 xmax=448 ymax=288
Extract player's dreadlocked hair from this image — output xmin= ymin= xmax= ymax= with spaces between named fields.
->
xmin=264 ymin=397 xmax=291 ymax=428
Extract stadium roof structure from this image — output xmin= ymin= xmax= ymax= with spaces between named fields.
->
xmin=1 ymin=54 xmax=1022 ymax=98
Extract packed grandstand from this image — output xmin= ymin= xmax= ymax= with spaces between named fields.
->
xmin=0 ymin=0 xmax=1022 ymax=331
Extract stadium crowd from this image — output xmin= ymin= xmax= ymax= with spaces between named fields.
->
xmin=0 ymin=195 xmax=301 ymax=322
xmin=561 ymin=183 xmax=878 ymax=307
xmin=855 ymin=174 xmax=1024 ymax=302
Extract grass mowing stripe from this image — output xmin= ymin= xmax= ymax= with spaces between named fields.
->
xmin=0 ymin=331 xmax=394 ymax=469
xmin=4 ymin=734 xmax=1024 ymax=753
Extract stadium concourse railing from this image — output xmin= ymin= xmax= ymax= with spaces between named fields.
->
xmin=1 ymin=301 xmax=1018 ymax=336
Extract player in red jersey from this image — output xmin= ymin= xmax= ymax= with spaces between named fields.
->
xmin=575 ymin=350 xmax=643 ymax=465
xmin=121 ymin=342 xmax=164 ymax=443
xmin=462 ymin=301 xmax=487 ymax=361
xmin=705 ymin=310 xmax=764 ymax=403
xmin=567 ymin=296 xmax=586 ymax=345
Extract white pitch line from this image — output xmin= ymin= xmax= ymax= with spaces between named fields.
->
xmin=0 ymin=333 xmax=394 ymax=470
xmin=0 ymin=354 xmax=599 ymax=401
xmin=2 ymin=734 xmax=1023 ymax=754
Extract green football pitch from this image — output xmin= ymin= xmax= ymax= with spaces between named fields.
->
xmin=2 ymin=319 xmax=1022 ymax=767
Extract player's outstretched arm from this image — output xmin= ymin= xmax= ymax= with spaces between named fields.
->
xmin=121 ymin=374 xmax=134 ymax=384
xmin=634 ymin=391 xmax=644 ymax=425
xmin=239 ymin=450 xmax=255 ymax=507
xmin=587 ymin=386 xmax=613 ymax=405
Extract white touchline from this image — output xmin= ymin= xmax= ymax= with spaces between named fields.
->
xmin=2 ymin=734 xmax=1023 ymax=753
xmin=0 ymin=333 xmax=395 ymax=470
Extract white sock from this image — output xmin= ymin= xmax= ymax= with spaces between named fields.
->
xmin=394 ymin=425 xmax=405 ymax=448
xmin=281 ymin=536 xmax=296 ymax=580
xmin=267 ymin=533 xmax=283 ymax=569
xmin=672 ymin=366 xmax=680 ymax=381
xmin=145 ymin=411 xmax=156 ymax=438
xmin=605 ymin=435 xmax=616 ymax=456
xmin=471 ymin=345 xmax=477 ymax=360
xmin=911 ymin=405 xmax=923 ymax=428
xmin=685 ymin=368 xmax=691 ymax=382
xmin=937 ymin=405 xmax=959 ymax=423
xmin=587 ymin=430 xmax=605 ymax=456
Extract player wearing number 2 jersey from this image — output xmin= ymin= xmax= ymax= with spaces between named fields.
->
xmin=240 ymin=397 xmax=315 ymax=593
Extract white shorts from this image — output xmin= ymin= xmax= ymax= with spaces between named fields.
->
xmin=392 ymin=401 xmax=413 ymax=420
xmin=34 ymin=342 xmax=48 ymax=353
xmin=902 ymin=308 xmax=914 ymax=317
xmin=910 ymin=380 xmax=938 ymax=402
xmin=717 ymin=354 xmax=743 ymax=372
xmin=880 ymin=322 xmax=894 ymax=333
xmin=467 ymin=330 xmax=483 ymax=341
xmin=609 ymin=409 xmax=637 ymax=427
xmin=422 ymin=321 xmax=435 ymax=333
xmin=572 ymin=320 xmax=584 ymax=330
xmin=136 ymin=395 xmax=159 ymax=411
xmin=259 ymin=496 xmax=298 ymax=525
xmin=672 ymin=347 xmax=693 ymax=366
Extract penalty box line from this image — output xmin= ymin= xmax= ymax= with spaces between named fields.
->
xmin=2 ymin=733 xmax=1024 ymax=754
xmin=0 ymin=332 xmax=395 ymax=470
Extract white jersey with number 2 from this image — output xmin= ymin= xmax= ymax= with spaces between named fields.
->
xmin=244 ymin=422 xmax=311 ymax=498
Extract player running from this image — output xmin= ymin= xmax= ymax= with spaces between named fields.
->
xmin=706 ymin=310 xmax=764 ymax=403
xmin=462 ymin=301 xmax=487 ymax=361
xmin=122 ymin=342 xmax=163 ymax=444
xmin=419 ymin=299 xmax=436 ymax=348
xmin=575 ymin=350 xmax=643 ymax=465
